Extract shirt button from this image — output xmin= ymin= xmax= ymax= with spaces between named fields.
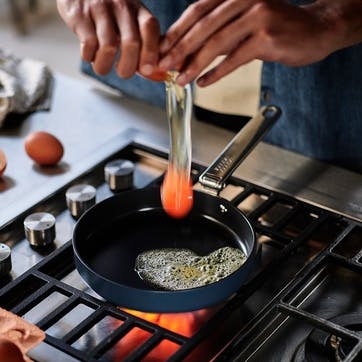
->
xmin=261 ymin=89 xmax=271 ymax=102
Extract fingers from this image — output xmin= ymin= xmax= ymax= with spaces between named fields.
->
xmin=197 ymin=38 xmax=258 ymax=87
xmin=174 ymin=13 xmax=254 ymax=86
xmin=74 ymin=20 xmax=98 ymax=62
xmin=57 ymin=0 xmax=160 ymax=79
xmin=113 ymin=2 xmax=141 ymax=78
xmin=57 ymin=1 xmax=99 ymax=62
xmin=160 ymin=0 xmax=224 ymax=53
xmin=159 ymin=0 xmax=255 ymax=71
xmin=137 ymin=7 xmax=160 ymax=76
xmin=90 ymin=2 xmax=119 ymax=75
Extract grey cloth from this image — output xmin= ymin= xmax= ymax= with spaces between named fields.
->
xmin=0 ymin=49 xmax=53 ymax=126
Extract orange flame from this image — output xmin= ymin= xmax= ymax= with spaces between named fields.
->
xmin=112 ymin=309 xmax=213 ymax=361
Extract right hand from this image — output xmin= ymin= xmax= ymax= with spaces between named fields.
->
xmin=158 ymin=0 xmax=359 ymax=87
xmin=56 ymin=0 xmax=161 ymax=78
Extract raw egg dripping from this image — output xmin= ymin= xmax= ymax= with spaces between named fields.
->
xmin=161 ymin=71 xmax=193 ymax=218
xmin=138 ymin=67 xmax=193 ymax=218
xmin=161 ymin=166 xmax=193 ymax=218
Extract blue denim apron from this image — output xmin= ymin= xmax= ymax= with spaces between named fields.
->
xmin=261 ymin=43 xmax=362 ymax=173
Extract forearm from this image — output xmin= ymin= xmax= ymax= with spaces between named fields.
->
xmin=309 ymin=0 xmax=362 ymax=51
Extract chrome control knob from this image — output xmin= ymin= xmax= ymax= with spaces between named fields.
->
xmin=66 ymin=184 xmax=96 ymax=219
xmin=104 ymin=159 xmax=134 ymax=192
xmin=24 ymin=212 xmax=56 ymax=247
xmin=0 ymin=244 xmax=12 ymax=277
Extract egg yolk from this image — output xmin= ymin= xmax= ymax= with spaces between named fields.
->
xmin=161 ymin=167 xmax=193 ymax=218
xmin=138 ymin=63 xmax=183 ymax=82
xmin=138 ymin=68 xmax=169 ymax=82
xmin=145 ymin=69 xmax=169 ymax=82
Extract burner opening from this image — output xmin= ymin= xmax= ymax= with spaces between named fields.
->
xmin=237 ymin=192 xmax=269 ymax=216
xmin=304 ymin=313 xmax=362 ymax=362
xmin=298 ymin=217 xmax=348 ymax=260
xmin=332 ymin=334 xmax=354 ymax=359
xmin=258 ymin=202 xmax=293 ymax=227
xmin=283 ymin=263 xmax=362 ymax=316
xmin=281 ymin=208 xmax=318 ymax=238
xmin=332 ymin=226 xmax=362 ymax=259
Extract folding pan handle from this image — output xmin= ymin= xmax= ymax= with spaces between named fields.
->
xmin=198 ymin=105 xmax=281 ymax=194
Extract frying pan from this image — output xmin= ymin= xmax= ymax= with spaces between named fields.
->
xmin=73 ymin=105 xmax=281 ymax=312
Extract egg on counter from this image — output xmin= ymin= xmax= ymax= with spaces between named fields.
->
xmin=0 ymin=149 xmax=6 ymax=176
xmin=24 ymin=131 xmax=64 ymax=166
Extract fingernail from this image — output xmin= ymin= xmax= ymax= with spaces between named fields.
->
xmin=159 ymin=56 xmax=173 ymax=70
xmin=140 ymin=64 xmax=154 ymax=76
xmin=177 ymin=73 xmax=189 ymax=86
xmin=197 ymin=77 xmax=206 ymax=86
xmin=103 ymin=45 xmax=117 ymax=56
xmin=160 ymin=39 xmax=170 ymax=53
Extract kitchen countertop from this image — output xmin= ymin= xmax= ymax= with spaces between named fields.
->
xmin=0 ymin=74 xmax=361 ymax=227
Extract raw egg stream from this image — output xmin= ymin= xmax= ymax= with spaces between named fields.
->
xmin=161 ymin=166 xmax=193 ymax=219
xmin=161 ymin=72 xmax=193 ymax=218
xmin=136 ymin=68 xmax=193 ymax=218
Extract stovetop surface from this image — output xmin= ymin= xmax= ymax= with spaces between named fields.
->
xmin=0 ymin=141 xmax=361 ymax=362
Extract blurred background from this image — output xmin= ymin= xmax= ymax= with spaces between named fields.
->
xmin=0 ymin=0 xmax=262 ymax=117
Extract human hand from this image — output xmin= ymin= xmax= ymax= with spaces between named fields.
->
xmin=158 ymin=0 xmax=360 ymax=87
xmin=56 ymin=0 xmax=161 ymax=78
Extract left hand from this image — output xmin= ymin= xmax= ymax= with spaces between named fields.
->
xmin=56 ymin=0 xmax=161 ymax=78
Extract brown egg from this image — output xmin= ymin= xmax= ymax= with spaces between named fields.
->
xmin=25 ymin=131 xmax=64 ymax=166
xmin=0 ymin=338 xmax=24 ymax=362
xmin=0 ymin=149 xmax=6 ymax=176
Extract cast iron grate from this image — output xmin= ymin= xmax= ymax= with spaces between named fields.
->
xmin=0 ymin=143 xmax=361 ymax=361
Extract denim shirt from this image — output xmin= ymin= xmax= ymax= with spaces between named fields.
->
xmin=81 ymin=1 xmax=362 ymax=174
xmin=261 ymin=43 xmax=362 ymax=173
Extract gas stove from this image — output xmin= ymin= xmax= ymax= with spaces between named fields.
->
xmin=0 ymin=74 xmax=361 ymax=361
xmin=0 ymin=138 xmax=361 ymax=362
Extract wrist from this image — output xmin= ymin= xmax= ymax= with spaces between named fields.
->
xmin=310 ymin=0 xmax=362 ymax=51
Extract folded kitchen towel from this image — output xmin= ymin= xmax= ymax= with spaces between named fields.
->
xmin=0 ymin=49 xmax=53 ymax=126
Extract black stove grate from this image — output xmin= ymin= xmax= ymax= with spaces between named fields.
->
xmin=0 ymin=143 xmax=361 ymax=361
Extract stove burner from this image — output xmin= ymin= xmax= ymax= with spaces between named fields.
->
xmin=1 ymin=143 xmax=361 ymax=362
xmin=295 ymin=314 xmax=362 ymax=362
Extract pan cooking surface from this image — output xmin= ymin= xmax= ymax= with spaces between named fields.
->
xmin=135 ymin=246 xmax=247 ymax=290
xmin=82 ymin=208 xmax=246 ymax=290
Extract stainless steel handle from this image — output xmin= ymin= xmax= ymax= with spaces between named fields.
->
xmin=198 ymin=105 xmax=281 ymax=193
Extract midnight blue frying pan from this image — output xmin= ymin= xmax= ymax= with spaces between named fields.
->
xmin=73 ymin=106 xmax=281 ymax=312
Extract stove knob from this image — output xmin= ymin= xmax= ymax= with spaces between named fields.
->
xmin=104 ymin=159 xmax=134 ymax=192
xmin=66 ymin=184 xmax=96 ymax=219
xmin=24 ymin=212 xmax=56 ymax=247
xmin=0 ymin=244 xmax=12 ymax=277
